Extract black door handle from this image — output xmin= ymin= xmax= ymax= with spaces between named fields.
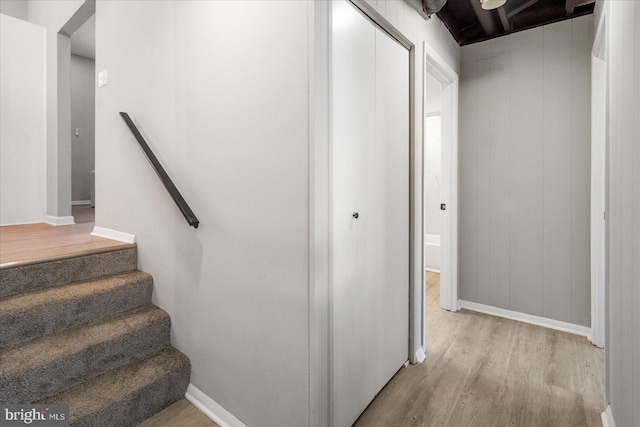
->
xmin=353 ymin=212 xmax=359 ymax=219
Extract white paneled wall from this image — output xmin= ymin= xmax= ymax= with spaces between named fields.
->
xmin=605 ymin=1 xmax=640 ymax=425
xmin=459 ymin=15 xmax=592 ymax=326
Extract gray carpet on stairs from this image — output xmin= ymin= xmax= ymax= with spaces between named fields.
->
xmin=0 ymin=248 xmax=191 ymax=426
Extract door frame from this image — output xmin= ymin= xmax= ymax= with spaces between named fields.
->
xmin=45 ymin=0 xmax=95 ymax=226
xmin=590 ymin=7 xmax=607 ymax=349
xmin=422 ymin=43 xmax=459 ymax=317
xmin=308 ymin=1 xmax=416 ymax=425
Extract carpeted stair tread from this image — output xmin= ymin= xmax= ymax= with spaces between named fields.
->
xmin=0 ymin=270 xmax=153 ymax=348
xmin=0 ymin=248 xmax=138 ymax=299
xmin=41 ymin=348 xmax=191 ymax=427
xmin=0 ymin=305 xmax=170 ymax=403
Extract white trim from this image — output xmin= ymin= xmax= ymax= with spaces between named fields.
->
xmin=458 ymin=300 xmax=592 ymax=339
xmin=71 ymin=200 xmax=92 ymax=205
xmin=414 ymin=346 xmax=426 ymax=364
xmin=90 ymin=226 xmax=136 ymax=244
xmin=0 ymin=220 xmax=46 ymax=227
xmin=590 ymin=9 xmax=607 ymax=349
xmin=592 ymin=7 xmax=607 ymax=59
xmin=44 ymin=215 xmax=75 ymax=226
xmin=185 ymin=384 xmax=246 ymax=427
xmin=423 ymin=41 xmax=459 ymax=317
xmin=309 ymin=1 xmax=332 ymax=426
xmin=425 ymin=267 xmax=440 ymax=274
xmin=601 ymin=406 xmax=616 ymax=427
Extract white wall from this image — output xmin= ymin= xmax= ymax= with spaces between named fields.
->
xmin=424 ymin=115 xmax=441 ymax=236
xmin=0 ymin=0 xmax=27 ymax=20
xmin=459 ymin=15 xmax=592 ymax=326
xmin=95 ymin=2 xmax=310 ymax=425
xmin=0 ymin=14 xmax=46 ymax=225
xmin=70 ymin=54 xmax=95 ymax=202
xmin=425 ymin=72 xmax=442 ymax=115
xmin=424 ymin=72 xmax=442 ymax=240
xmin=601 ymin=1 xmax=640 ymax=425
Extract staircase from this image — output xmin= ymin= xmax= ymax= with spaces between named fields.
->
xmin=0 ymin=246 xmax=191 ymax=427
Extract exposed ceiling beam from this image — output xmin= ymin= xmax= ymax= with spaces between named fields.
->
xmin=498 ymin=7 xmax=511 ymax=31
xmin=565 ymin=0 xmax=592 ymax=15
xmin=507 ymin=0 xmax=539 ymax=18
xmin=469 ymin=0 xmax=499 ymax=35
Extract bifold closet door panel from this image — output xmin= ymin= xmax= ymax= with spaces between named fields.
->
xmin=371 ymin=27 xmax=410 ymax=396
xmin=332 ymin=1 xmax=410 ymax=426
xmin=332 ymin=2 xmax=376 ymax=426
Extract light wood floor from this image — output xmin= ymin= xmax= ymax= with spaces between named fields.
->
xmin=138 ymin=400 xmax=218 ymax=427
xmin=139 ymin=272 xmax=605 ymax=427
xmin=354 ymin=271 xmax=606 ymax=427
xmin=72 ymin=204 xmax=95 ymax=224
xmin=3 ymin=211 xmax=603 ymax=427
xmin=0 ymin=207 xmax=131 ymax=267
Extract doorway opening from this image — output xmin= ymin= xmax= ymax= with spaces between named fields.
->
xmin=50 ymin=0 xmax=95 ymax=226
xmin=70 ymin=13 xmax=96 ymax=224
xmin=422 ymin=42 xmax=459 ymax=310
xmin=424 ymin=73 xmax=442 ymax=275
xmin=417 ymin=43 xmax=459 ymax=362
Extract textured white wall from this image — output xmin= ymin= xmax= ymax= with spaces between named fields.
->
xmin=0 ymin=0 xmax=27 ymax=20
xmin=0 ymin=15 xmax=46 ymax=225
xmin=459 ymin=15 xmax=592 ymax=326
xmin=95 ymin=2 xmax=310 ymax=425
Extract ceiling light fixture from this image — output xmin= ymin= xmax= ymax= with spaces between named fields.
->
xmin=480 ymin=0 xmax=507 ymax=10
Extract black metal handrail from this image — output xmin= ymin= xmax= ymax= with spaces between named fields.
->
xmin=119 ymin=112 xmax=199 ymax=228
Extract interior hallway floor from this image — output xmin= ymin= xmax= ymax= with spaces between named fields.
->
xmin=71 ymin=204 xmax=95 ymax=224
xmin=354 ymin=271 xmax=606 ymax=427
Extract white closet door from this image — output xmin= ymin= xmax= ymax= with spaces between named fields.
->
xmin=332 ymin=2 xmax=409 ymax=426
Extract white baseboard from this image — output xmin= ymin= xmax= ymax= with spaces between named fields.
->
xmin=44 ymin=215 xmax=75 ymax=226
xmin=71 ymin=200 xmax=92 ymax=206
xmin=185 ymin=384 xmax=246 ymax=427
xmin=91 ymin=226 xmax=136 ymax=244
xmin=0 ymin=220 xmax=43 ymax=226
xmin=601 ymin=405 xmax=616 ymax=427
xmin=457 ymin=300 xmax=592 ymax=339
xmin=414 ymin=347 xmax=426 ymax=364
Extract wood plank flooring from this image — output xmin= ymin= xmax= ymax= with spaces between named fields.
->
xmin=71 ymin=204 xmax=95 ymax=224
xmin=2 ymin=209 xmax=603 ymax=427
xmin=138 ymin=400 xmax=218 ymax=427
xmin=354 ymin=272 xmax=606 ymax=427
xmin=0 ymin=208 xmax=131 ymax=267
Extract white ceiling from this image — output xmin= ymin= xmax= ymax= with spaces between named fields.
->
xmin=71 ymin=14 xmax=95 ymax=59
